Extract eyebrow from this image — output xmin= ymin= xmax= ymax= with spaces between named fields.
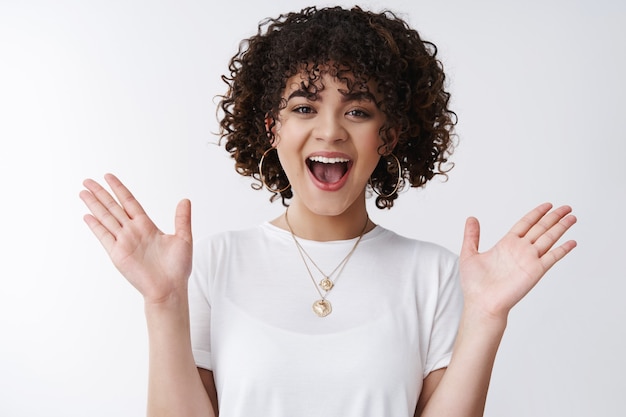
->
xmin=286 ymin=89 xmax=378 ymax=105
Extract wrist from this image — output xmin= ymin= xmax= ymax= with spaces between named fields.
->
xmin=460 ymin=303 xmax=508 ymax=336
xmin=143 ymin=288 xmax=192 ymax=341
xmin=144 ymin=287 xmax=189 ymax=313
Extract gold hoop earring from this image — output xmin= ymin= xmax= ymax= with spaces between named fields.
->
xmin=369 ymin=153 xmax=402 ymax=198
xmin=258 ymin=148 xmax=291 ymax=193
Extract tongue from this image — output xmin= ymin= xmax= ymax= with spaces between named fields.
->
xmin=311 ymin=162 xmax=346 ymax=184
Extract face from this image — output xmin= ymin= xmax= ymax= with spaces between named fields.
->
xmin=272 ymin=71 xmax=389 ymax=217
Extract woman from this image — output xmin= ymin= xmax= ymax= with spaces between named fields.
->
xmin=79 ymin=6 xmax=577 ymax=417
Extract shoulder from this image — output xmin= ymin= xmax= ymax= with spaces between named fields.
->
xmin=191 ymin=225 xmax=270 ymax=280
xmin=371 ymin=226 xmax=458 ymax=265
xmin=194 ymin=222 xmax=290 ymax=255
xmin=367 ymin=226 xmax=460 ymax=291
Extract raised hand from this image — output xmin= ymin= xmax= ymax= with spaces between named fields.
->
xmin=460 ymin=203 xmax=577 ymax=319
xmin=79 ymin=174 xmax=193 ymax=304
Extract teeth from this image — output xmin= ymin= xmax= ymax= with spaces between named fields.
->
xmin=308 ymin=156 xmax=350 ymax=164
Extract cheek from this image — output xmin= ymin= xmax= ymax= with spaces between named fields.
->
xmin=275 ymin=142 xmax=301 ymax=175
xmin=362 ymin=133 xmax=385 ymax=171
xmin=365 ymin=130 xmax=385 ymax=155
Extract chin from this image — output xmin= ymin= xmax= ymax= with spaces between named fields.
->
xmin=300 ymin=191 xmax=364 ymax=218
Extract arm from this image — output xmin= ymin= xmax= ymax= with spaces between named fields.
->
xmin=415 ymin=368 xmax=445 ymax=416
xmin=418 ymin=203 xmax=577 ymax=417
xmin=199 ymin=369 xmax=220 ymax=417
xmin=145 ymin=293 xmax=215 ymax=417
xmin=80 ymin=174 xmax=215 ymax=417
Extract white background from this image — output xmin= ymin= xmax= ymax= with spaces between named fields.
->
xmin=1 ymin=0 xmax=625 ymax=416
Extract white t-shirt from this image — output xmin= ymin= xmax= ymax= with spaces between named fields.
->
xmin=189 ymin=223 xmax=462 ymax=417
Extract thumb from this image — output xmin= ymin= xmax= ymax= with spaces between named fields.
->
xmin=174 ymin=199 xmax=192 ymax=244
xmin=461 ymin=216 xmax=480 ymax=260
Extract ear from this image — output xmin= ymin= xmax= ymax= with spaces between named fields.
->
xmin=264 ymin=115 xmax=274 ymax=134
xmin=265 ymin=115 xmax=281 ymax=147
xmin=383 ymin=127 xmax=399 ymax=155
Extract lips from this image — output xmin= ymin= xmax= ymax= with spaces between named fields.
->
xmin=306 ymin=155 xmax=352 ymax=185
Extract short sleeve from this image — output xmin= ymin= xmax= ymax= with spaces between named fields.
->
xmin=188 ymin=237 xmax=213 ymax=370
xmin=423 ymin=257 xmax=463 ymax=376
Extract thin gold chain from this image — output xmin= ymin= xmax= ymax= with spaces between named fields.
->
xmin=284 ymin=209 xmax=369 ymax=297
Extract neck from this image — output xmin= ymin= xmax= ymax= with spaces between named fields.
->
xmin=274 ymin=199 xmax=373 ymax=241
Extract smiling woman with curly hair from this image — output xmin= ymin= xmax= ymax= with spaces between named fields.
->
xmin=219 ymin=6 xmax=457 ymax=208
xmin=80 ymin=5 xmax=578 ymax=417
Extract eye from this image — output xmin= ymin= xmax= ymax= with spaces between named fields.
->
xmin=293 ymin=105 xmax=315 ymax=114
xmin=346 ymin=108 xmax=371 ymax=119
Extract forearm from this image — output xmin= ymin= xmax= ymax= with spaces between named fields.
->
xmin=145 ymin=290 xmax=215 ymax=417
xmin=420 ymin=308 xmax=507 ymax=417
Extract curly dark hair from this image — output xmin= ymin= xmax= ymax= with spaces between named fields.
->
xmin=219 ymin=5 xmax=457 ymax=208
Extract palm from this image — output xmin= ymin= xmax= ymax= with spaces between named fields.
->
xmin=460 ymin=203 xmax=577 ymax=318
xmin=80 ymin=174 xmax=193 ymax=303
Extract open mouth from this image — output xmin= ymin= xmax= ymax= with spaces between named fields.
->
xmin=306 ymin=155 xmax=351 ymax=184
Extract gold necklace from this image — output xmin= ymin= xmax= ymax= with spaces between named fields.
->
xmin=284 ymin=209 xmax=369 ymax=317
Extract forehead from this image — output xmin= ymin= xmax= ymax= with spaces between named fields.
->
xmin=282 ymin=65 xmax=380 ymax=101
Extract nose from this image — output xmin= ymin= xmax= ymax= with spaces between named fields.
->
xmin=314 ymin=112 xmax=347 ymax=143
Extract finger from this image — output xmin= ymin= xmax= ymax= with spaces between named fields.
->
xmin=82 ymin=177 xmax=130 ymax=226
xmin=174 ymin=199 xmax=193 ymax=245
xmin=509 ymin=202 xmax=553 ymax=238
xmin=460 ymin=216 xmax=480 ymax=261
xmin=103 ymin=173 xmax=147 ymax=219
xmin=534 ymin=213 xmax=577 ymax=256
xmin=82 ymin=213 xmax=116 ymax=253
xmin=79 ymin=186 xmax=123 ymax=235
xmin=539 ymin=239 xmax=577 ymax=272
xmin=526 ymin=205 xmax=573 ymax=244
